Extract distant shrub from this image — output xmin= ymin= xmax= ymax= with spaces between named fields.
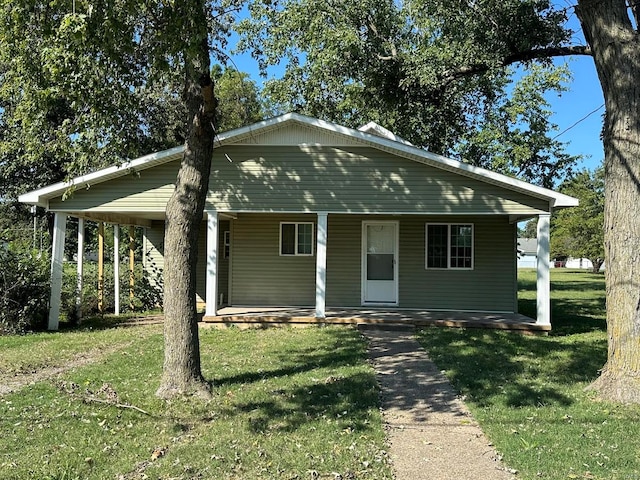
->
xmin=0 ymin=243 xmax=50 ymax=334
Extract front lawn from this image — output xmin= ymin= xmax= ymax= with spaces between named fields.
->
xmin=0 ymin=325 xmax=391 ymax=479
xmin=416 ymin=269 xmax=640 ymax=480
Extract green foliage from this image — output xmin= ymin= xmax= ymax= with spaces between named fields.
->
xmin=0 ymin=242 xmax=50 ymax=334
xmin=0 ymin=1 xmax=241 ymax=200
xmin=213 ymin=65 xmax=266 ymax=132
xmin=238 ymin=0 xmax=579 ymax=186
xmin=518 ymin=218 xmax=537 ymax=239
xmin=551 ymin=166 xmax=604 ymax=272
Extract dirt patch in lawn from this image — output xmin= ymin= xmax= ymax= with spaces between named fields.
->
xmin=0 ymin=342 xmax=136 ymax=397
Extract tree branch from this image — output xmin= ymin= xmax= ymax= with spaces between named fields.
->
xmin=441 ymin=45 xmax=593 ymax=86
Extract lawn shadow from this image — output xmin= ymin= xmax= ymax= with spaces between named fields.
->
xmin=234 ymin=371 xmax=378 ymax=434
xmin=212 ymin=328 xmax=380 ymax=434
xmin=212 ymin=328 xmax=365 ymax=387
xmin=415 ymin=327 xmax=606 ymax=409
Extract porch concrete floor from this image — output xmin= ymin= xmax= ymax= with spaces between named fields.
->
xmin=203 ymin=307 xmax=548 ymax=332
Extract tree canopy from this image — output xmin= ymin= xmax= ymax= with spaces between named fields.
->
xmin=551 ymin=166 xmax=605 ymax=273
xmin=238 ymin=0 xmax=582 ymax=186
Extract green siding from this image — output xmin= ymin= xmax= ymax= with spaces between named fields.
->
xmin=230 ymin=214 xmax=316 ymax=306
xmin=143 ymin=222 xmax=165 ymax=295
xmin=48 ymin=146 xmax=549 ymax=216
xmin=143 ymin=219 xmax=230 ymax=308
xmin=49 ymin=162 xmax=180 ymax=212
xmin=325 ymin=216 xmax=362 ymax=305
xmin=227 ymin=214 xmax=516 ymax=312
xmin=208 ymin=146 xmax=549 ymax=214
xmin=397 ymin=216 xmax=516 ymax=311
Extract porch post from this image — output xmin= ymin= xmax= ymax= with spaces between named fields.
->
xmin=49 ymin=213 xmax=67 ymax=331
xmin=205 ymin=210 xmax=218 ymax=317
xmin=536 ymin=213 xmax=551 ymax=326
xmin=98 ymin=222 xmax=104 ymax=314
xmin=315 ymin=212 xmax=328 ymax=318
xmin=114 ymin=225 xmax=120 ymax=316
xmin=129 ymin=226 xmax=135 ymax=310
xmin=76 ymin=217 xmax=84 ymax=320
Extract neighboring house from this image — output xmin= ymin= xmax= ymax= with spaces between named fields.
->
xmin=19 ymin=113 xmax=578 ymax=330
xmin=517 ymin=238 xmax=538 ymax=269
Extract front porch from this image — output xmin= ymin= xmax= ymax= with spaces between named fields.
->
xmin=203 ymin=307 xmax=548 ymax=332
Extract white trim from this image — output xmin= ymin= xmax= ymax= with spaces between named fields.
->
xmin=19 ymin=112 xmax=577 ymax=211
xmin=205 ymin=209 xmax=549 ymax=216
xmin=536 ymin=214 xmax=551 ymax=326
xmin=205 ymin=210 xmax=219 ymax=317
xmin=49 ymin=213 xmax=67 ymax=331
xmin=361 ymin=221 xmax=399 ymax=306
xmin=114 ymin=225 xmax=120 ymax=316
xmin=279 ymin=222 xmax=315 ymax=256
xmin=315 ymin=213 xmax=328 ymax=318
xmin=425 ymin=223 xmax=475 ymax=270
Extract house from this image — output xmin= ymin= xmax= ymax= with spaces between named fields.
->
xmin=19 ymin=113 xmax=578 ymax=331
xmin=517 ymin=238 xmax=538 ymax=269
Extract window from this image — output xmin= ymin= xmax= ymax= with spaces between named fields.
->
xmin=280 ymin=222 xmax=314 ymax=256
xmin=223 ymin=231 xmax=230 ymax=259
xmin=425 ymin=223 xmax=473 ymax=269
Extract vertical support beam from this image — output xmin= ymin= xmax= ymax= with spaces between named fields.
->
xmin=114 ymin=225 xmax=120 ymax=316
xmin=536 ymin=213 xmax=551 ymax=326
xmin=205 ymin=210 xmax=218 ymax=317
xmin=98 ymin=222 xmax=104 ymax=314
xmin=129 ymin=226 xmax=135 ymax=311
xmin=76 ymin=218 xmax=84 ymax=320
xmin=315 ymin=212 xmax=328 ymax=319
xmin=49 ymin=213 xmax=67 ymax=330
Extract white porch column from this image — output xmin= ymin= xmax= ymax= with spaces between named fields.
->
xmin=114 ymin=225 xmax=120 ymax=316
xmin=536 ymin=213 xmax=551 ymax=326
xmin=205 ymin=210 xmax=219 ymax=317
xmin=49 ymin=213 xmax=67 ymax=331
xmin=76 ymin=218 xmax=84 ymax=320
xmin=315 ymin=212 xmax=328 ymax=318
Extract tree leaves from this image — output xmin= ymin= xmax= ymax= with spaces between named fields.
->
xmin=238 ymin=0 xmax=582 ymax=185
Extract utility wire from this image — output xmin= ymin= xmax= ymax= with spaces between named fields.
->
xmin=552 ymin=103 xmax=604 ymax=140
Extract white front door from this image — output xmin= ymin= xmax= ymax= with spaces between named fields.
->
xmin=362 ymin=221 xmax=398 ymax=304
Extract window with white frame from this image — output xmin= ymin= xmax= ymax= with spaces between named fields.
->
xmin=280 ymin=222 xmax=314 ymax=256
xmin=425 ymin=223 xmax=473 ymax=269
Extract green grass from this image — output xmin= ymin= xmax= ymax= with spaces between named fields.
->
xmin=0 ymin=325 xmax=391 ymax=479
xmin=416 ymin=269 xmax=640 ymax=480
xmin=0 ymin=320 xmax=159 ymax=376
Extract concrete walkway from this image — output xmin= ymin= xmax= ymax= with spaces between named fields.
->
xmin=361 ymin=326 xmax=516 ymax=480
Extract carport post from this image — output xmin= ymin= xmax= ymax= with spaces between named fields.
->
xmin=49 ymin=213 xmax=67 ymax=331
xmin=76 ymin=217 xmax=84 ymax=320
xmin=114 ymin=225 xmax=120 ymax=315
xmin=536 ymin=213 xmax=551 ymax=326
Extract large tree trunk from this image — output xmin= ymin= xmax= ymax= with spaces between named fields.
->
xmin=156 ymin=9 xmax=216 ymax=399
xmin=577 ymin=0 xmax=640 ymax=403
